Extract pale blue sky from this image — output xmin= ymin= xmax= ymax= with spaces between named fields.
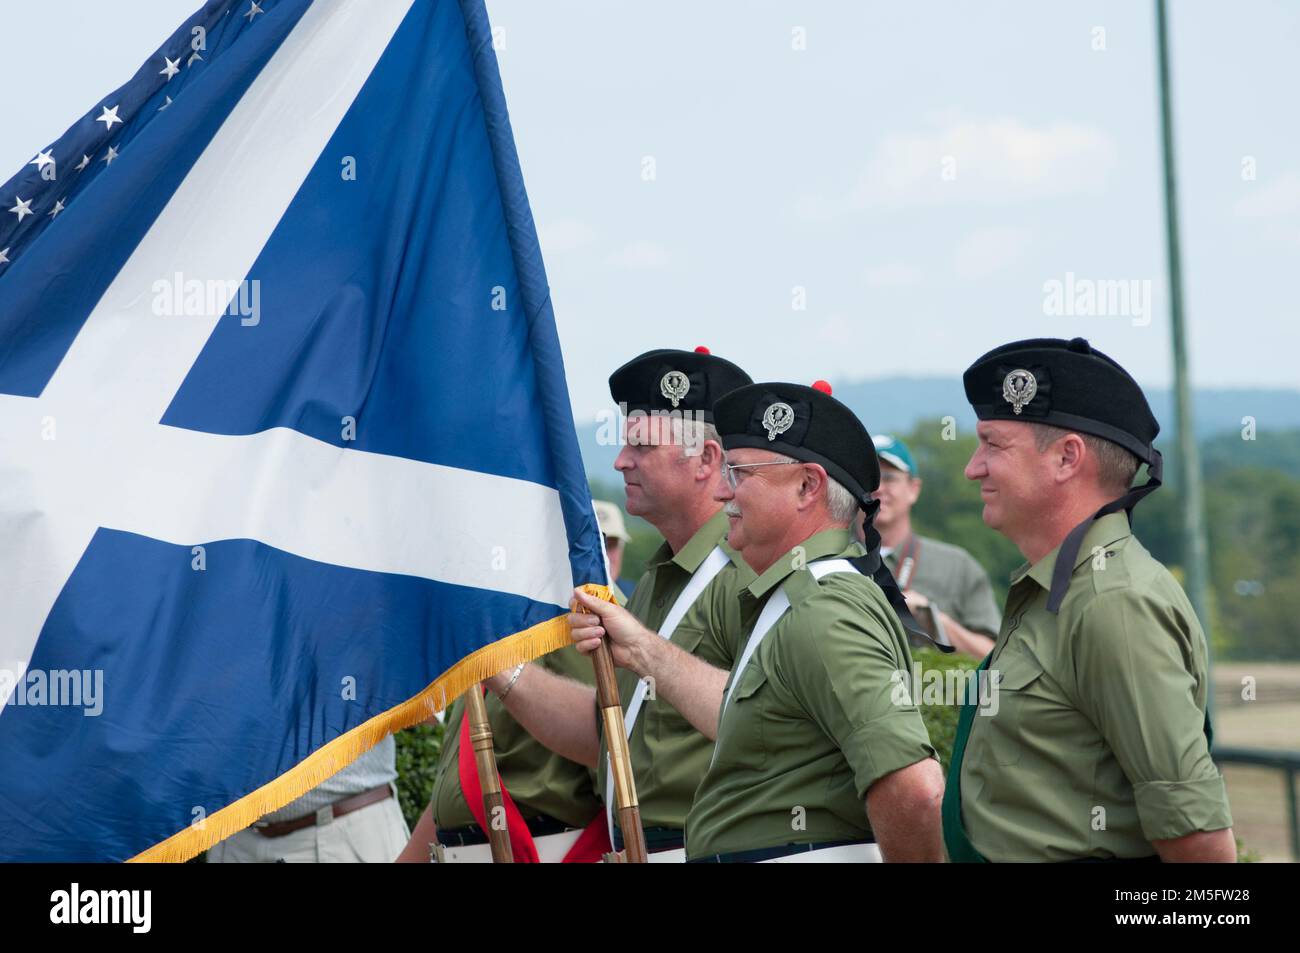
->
xmin=3 ymin=1 xmax=1297 ymax=421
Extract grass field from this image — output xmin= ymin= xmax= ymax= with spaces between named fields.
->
xmin=1213 ymin=662 xmax=1300 ymax=862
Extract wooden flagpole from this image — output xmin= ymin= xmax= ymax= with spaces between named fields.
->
xmin=591 ymin=642 xmax=648 ymax=863
xmin=463 ymin=684 xmax=513 ymax=863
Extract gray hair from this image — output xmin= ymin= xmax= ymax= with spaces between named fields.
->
xmin=1030 ymin=423 xmax=1140 ymax=495
xmin=679 ymin=417 xmax=722 ymax=459
xmin=770 ymin=453 xmax=860 ymax=525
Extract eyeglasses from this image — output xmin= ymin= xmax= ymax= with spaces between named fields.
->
xmin=722 ymin=460 xmax=802 ymax=490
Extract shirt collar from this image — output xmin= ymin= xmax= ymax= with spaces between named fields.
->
xmin=1018 ymin=511 xmax=1133 ymax=591
xmin=747 ymin=527 xmax=857 ymax=599
xmin=659 ymin=509 xmax=730 ymax=574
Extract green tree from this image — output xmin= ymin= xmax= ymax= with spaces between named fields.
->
xmin=1204 ymin=467 xmax=1300 ymax=659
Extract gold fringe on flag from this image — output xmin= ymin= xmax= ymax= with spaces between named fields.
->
xmin=128 ymin=583 xmax=613 ymax=863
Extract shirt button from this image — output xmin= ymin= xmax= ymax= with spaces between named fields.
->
xmin=655 ymin=598 xmax=664 ymax=608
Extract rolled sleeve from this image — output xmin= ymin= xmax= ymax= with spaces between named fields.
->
xmin=1134 ymin=777 xmax=1233 ymax=841
xmin=840 ymin=710 xmax=938 ymax=798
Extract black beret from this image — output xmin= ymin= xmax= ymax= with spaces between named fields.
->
xmin=608 ymin=347 xmax=752 ymax=424
xmin=712 ymin=381 xmax=879 ymax=507
xmin=963 ymin=337 xmax=1159 ymax=465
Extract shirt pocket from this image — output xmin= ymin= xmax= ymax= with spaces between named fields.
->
xmin=714 ymin=661 xmax=768 ymax=768
xmin=644 ymin=625 xmax=709 ymax=741
xmin=984 ymin=649 xmax=1046 ymax=767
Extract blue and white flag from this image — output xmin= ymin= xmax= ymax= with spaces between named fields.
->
xmin=0 ymin=0 xmax=606 ymax=862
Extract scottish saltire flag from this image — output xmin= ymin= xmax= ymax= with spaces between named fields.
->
xmin=0 ymin=0 xmax=606 ymax=861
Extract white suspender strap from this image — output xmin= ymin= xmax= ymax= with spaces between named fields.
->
xmin=656 ymin=546 xmax=732 ymax=648
xmin=720 ymin=588 xmax=788 ymax=716
xmin=621 ymin=545 xmax=729 ymax=738
xmin=716 ymin=558 xmax=858 ymax=735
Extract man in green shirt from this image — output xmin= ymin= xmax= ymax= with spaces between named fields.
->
xmin=573 ymin=379 xmax=944 ymax=861
xmin=478 ymin=346 xmax=755 ymax=860
xmin=943 ymin=336 xmax=1235 ymax=862
xmin=397 ymin=482 xmax=641 ymax=862
xmin=863 ymin=433 xmax=1001 ymax=657
xmin=396 ymin=646 xmax=604 ymax=863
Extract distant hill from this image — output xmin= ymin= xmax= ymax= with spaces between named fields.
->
xmin=576 ymin=378 xmax=1300 ymax=480
xmin=1202 ymin=428 xmax=1300 ymax=480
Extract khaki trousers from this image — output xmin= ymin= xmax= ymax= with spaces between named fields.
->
xmin=208 ymin=784 xmax=410 ymax=863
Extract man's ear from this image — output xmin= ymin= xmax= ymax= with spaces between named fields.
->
xmin=1056 ymin=433 xmax=1087 ymax=483
xmin=798 ymin=463 xmax=828 ymax=511
xmin=695 ymin=438 xmax=723 ymax=476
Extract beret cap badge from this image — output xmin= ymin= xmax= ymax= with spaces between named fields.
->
xmin=761 ymin=401 xmax=795 ymax=441
xmin=1002 ymin=368 xmax=1038 ymax=415
xmin=659 ymin=370 xmax=690 ymax=408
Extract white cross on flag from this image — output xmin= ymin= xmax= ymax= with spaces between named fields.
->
xmin=0 ymin=0 xmax=606 ymax=862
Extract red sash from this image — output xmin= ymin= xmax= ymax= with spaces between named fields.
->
xmin=456 ymin=696 xmax=610 ymax=863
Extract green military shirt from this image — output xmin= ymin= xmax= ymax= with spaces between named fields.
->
xmin=685 ymin=529 xmax=937 ymax=859
xmin=430 ymin=643 xmax=602 ymax=830
xmin=956 ymin=512 xmax=1232 ymax=861
xmin=596 ymin=509 xmax=755 ymax=832
xmin=884 ymin=533 xmax=1001 ymax=648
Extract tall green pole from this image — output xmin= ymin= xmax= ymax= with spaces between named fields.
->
xmin=1155 ymin=0 xmax=1211 ymax=632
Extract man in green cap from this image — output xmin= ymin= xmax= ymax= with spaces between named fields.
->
xmin=476 ymin=346 xmax=756 ymax=861
xmin=863 ymin=433 xmax=1001 ymax=658
xmin=944 ymin=336 xmax=1235 ymax=862
xmin=573 ymin=379 xmax=944 ymax=862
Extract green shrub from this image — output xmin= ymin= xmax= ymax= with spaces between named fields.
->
xmin=912 ymin=647 xmax=982 ymax=771
xmin=396 ymin=721 xmax=445 ymax=830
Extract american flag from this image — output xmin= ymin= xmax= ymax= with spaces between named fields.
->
xmin=0 ymin=0 xmax=605 ymax=862
xmin=1 ymin=2 xmax=274 ymax=274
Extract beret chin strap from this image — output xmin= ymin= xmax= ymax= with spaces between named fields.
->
xmin=847 ymin=499 xmax=950 ymax=652
xmin=1046 ymin=448 xmax=1164 ymax=613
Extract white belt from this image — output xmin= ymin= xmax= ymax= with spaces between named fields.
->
xmin=763 ymin=843 xmax=882 ymax=863
xmin=647 ymin=846 xmax=686 ymax=863
xmin=599 ymin=845 xmax=686 ymax=863
xmin=434 ymin=828 xmax=583 ymax=863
